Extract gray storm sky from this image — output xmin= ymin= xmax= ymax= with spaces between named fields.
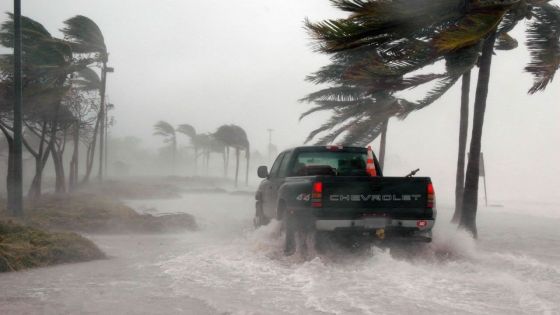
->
xmin=1 ymin=1 xmax=559 ymax=204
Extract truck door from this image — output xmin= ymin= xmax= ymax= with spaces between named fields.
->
xmin=263 ymin=151 xmax=293 ymax=218
xmin=262 ymin=152 xmax=285 ymax=217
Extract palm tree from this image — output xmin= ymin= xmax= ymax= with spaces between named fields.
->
xmin=153 ymin=121 xmax=177 ymax=171
xmin=214 ymin=124 xmax=250 ymax=186
xmin=61 ymin=15 xmax=110 ymax=180
xmin=176 ymin=123 xmax=197 ymax=172
xmin=72 ymin=66 xmax=102 ymax=184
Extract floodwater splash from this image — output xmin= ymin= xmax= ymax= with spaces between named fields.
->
xmin=125 ymin=194 xmax=560 ymax=315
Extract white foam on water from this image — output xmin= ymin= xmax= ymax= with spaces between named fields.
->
xmin=129 ymin=194 xmax=560 ymax=315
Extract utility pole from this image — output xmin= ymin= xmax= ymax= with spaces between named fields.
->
xmin=11 ymin=0 xmax=24 ymax=217
xmin=97 ymin=64 xmax=113 ymax=181
xmin=267 ymin=128 xmax=273 ymax=162
xmin=104 ymin=107 xmax=109 ymax=178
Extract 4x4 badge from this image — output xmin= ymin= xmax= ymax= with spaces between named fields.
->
xmin=296 ymin=193 xmax=311 ymax=201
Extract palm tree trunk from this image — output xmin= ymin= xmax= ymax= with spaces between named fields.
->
xmin=82 ymin=116 xmax=100 ymax=184
xmin=194 ymin=147 xmax=198 ymax=175
xmin=172 ymin=137 xmax=177 ymax=174
xmin=28 ymin=143 xmax=51 ymax=200
xmin=378 ymin=118 xmax=388 ymax=170
xmin=460 ymin=31 xmax=497 ymax=238
xmin=69 ymin=121 xmax=79 ymax=190
xmin=234 ymin=147 xmax=240 ymax=187
xmin=452 ymin=71 xmax=471 ymax=223
xmin=53 ymin=149 xmax=66 ymax=193
xmin=245 ymin=149 xmax=250 ymax=186
xmin=224 ymin=147 xmax=230 ymax=178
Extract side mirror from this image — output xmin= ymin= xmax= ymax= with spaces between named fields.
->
xmin=257 ymin=166 xmax=269 ymax=178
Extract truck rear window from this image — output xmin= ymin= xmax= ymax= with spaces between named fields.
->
xmin=292 ymin=151 xmax=370 ymax=176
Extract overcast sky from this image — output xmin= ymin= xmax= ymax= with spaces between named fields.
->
xmin=1 ymin=0 xmax=559 ymax=204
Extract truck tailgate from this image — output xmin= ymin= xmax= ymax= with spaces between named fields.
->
xmin=315 ymin=176 xmax=432 ymax=219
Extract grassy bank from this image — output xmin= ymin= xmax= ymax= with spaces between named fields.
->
xmin=0 ymin=220 xmax=104 ymax=272
xmin=0 ymin=180 xmax=199 ymax=272
xmin=0 ymin=194 xmax=197 ymax=234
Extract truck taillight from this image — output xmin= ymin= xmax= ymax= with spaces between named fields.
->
xmin=427 ymin=182 xmax=435 ymax=209
xmin=312 ymin=181 xmax=322 ymax=207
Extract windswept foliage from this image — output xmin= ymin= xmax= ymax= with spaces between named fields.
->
xmin=525 ymin=2 xmax=560 ymax=93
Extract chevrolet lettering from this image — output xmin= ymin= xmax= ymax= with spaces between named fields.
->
xmin=329 ymin=194 xmax=422 ymax=202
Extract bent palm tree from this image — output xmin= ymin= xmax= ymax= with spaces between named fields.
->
xmin=154 ymin=121 xmax=177 ymax=171
xmin=214 ymin=124 xmax=250 ymax=186
xmin=72 ymin=66 xmax=102 ymax=184
xmin=62 ymin=15 xmax=110 ymax=180
xmin=176 ymin=124 xmax=197 ymax=172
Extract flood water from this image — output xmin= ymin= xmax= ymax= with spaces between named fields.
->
xmin=1 ymin=192 xmax=559 ymax=315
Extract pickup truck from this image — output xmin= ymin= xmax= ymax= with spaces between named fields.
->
xmin=255 ymin=146 xmax=436 ymax=255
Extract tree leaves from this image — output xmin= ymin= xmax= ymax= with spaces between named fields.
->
xmin=525 ymin=2 xmax=560 ymax=93
xmin=61 ymin=15 xmax=107 ymax=59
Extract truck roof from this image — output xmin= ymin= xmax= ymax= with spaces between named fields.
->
xmin=284 ymin=145 xmax=368 ymax=153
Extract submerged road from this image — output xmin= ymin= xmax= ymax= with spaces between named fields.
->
xmin=1 ymin=192 xmax=559 ymax=314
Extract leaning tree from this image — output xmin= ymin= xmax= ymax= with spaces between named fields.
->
xmin=153 ymin=120 xmax=177 ymax=171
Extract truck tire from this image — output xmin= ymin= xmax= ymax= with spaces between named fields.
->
xmin=283 ymin=213 xmax=296 ymax=256
xmin=253 ymin=201 xmax=269 ymax=228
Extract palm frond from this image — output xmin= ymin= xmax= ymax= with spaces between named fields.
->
xmin=314 ymin=116 xmax=365 ymax=145
xmin=300 ymin=85 xmax=368 ymax=103
xmin=61 ymin=15 xmax=107 ymax=58
xmin=525 ymin=3 xmax=560 ymax=93
xmin=176 ymin=124 xmax=197 ymax=138
xmin=432 ymin=10 xmax=507 ymax=53
xmin=338 ymin=115 xmax=387 ymax=146
xmin=300 ymin=97 xmax=373 ymax=120
xmin=495 ymin=32 xmax=518 ymax=50
xmin=72 ymin=67 xmax=101 ymax=91
xmin=153 ymin=121 xmax=175 ymax=137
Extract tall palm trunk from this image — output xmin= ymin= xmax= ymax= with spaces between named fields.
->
xmin=26 ymin=118 xmax=55 ymax=200
xmin=224 ymin=147 xmax=230 ymax=178
xmin=28 ymin=139 xmax=52 ymax=200
xmin=52 ymin=130 xmax=68 ymax=194
xmin=69 ymin=121 xmax=79 ymax=190
xmin=452 ymin=71 xmax=471 ymax=223
xmin=378 ymin=118 xmax=388 ymax=170
xmin=82 ymin=115 xmax=101 ymax=184
xmin=171 ymin=137 xmax=177 ymax=174
xmin=193 ymin=147 xmax=198 ymax=175
xmin=52 ymin=148 xmax=66 ymax=193
xmin=460 ymin=31 xmax=497 ymax=238
xmin=245 ymin=149 xmax=250 ymax=186
xmin=234 ymin=147 xmax=240 ymax=187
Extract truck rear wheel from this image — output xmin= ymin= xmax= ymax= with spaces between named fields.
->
xmin=283 ymin=212 xmax=296 ymax=256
